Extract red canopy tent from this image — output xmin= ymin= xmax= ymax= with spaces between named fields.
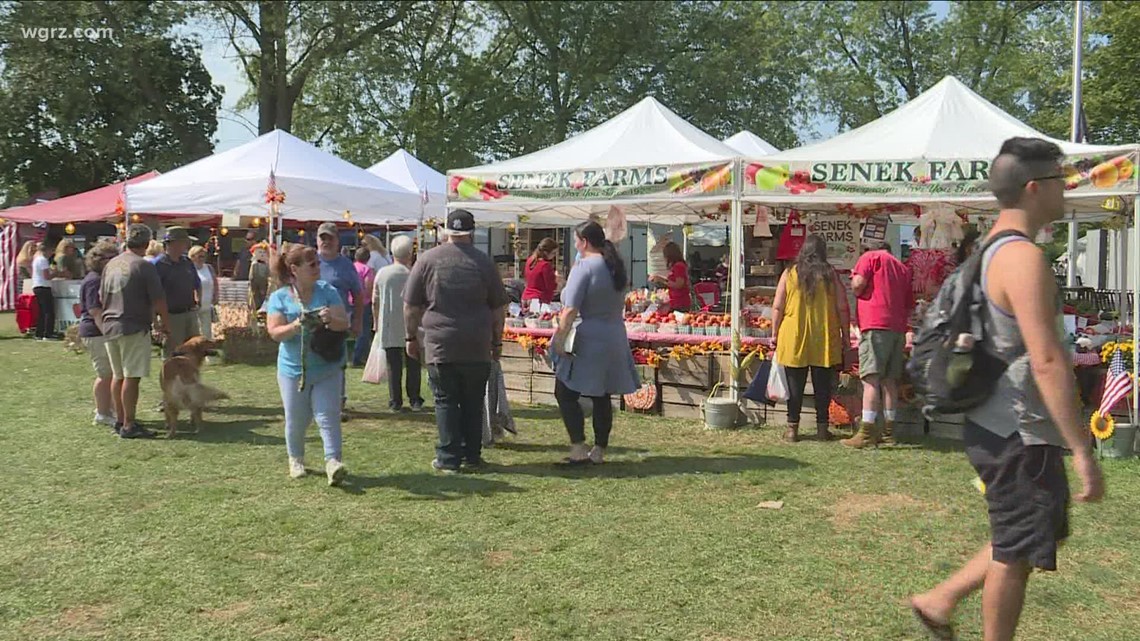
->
xmin=0 ymin=171 xmax=159 ymax=224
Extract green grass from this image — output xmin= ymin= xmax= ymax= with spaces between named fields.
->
xmin=0 ymin=315 xmax=1137 ymax=641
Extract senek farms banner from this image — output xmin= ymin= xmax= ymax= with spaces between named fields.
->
xmin=448 ymin=162 xmax=733 ymax=203
xmin=742 ymin=150 xmax=1139 ymax=199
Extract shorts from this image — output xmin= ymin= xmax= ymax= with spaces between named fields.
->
xmin=106 ymin=331 xmax=153 ymax=379
xmin=164 ymin=311 xmax=201 ymax=359
xmin=82 ymin=336 xmax=112 ymax=379
xmin=964 ymin=421 xmax=1070 ymax=571
xmin=858 ymin=329 xmax=905 ymax=380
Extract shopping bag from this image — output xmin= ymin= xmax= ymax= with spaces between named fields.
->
xmin=743 ymin=359 xmax=777 ymax=406
xmin=775 ymin=211 xmax=806 ymax=260
xmin=361 ymin=332 xmax=388 ymax=384
xmin=766 ymin=356 xmax=790 ymax=402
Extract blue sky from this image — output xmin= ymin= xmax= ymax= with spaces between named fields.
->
xmin=200 ymin=1 xmax=953 ymax=154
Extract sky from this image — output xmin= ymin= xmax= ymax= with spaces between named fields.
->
xmin=199 ymin=0 xmax=954 ymax=155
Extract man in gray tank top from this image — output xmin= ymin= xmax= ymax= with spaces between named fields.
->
xmin=909 ymin=138 xmax=1105 ymax=641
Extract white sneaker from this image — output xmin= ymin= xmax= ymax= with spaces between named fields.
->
xmin=93 ymin=413 xmax=117 ymax=427
xmin=289 ymin=457 xmax=307 ymax=479
xmin=325 ymin=458 xmax=347 ymax=486
xmin=588 ymin=445 xmax=605 ymax=465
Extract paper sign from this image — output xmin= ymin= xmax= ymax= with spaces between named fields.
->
xmin=1063 ymin=314 xmax=1077 ymax=337
xmin=808 ymin=215 xmax=859 ymax=270
xmin=221 ymin=209 xmax=242 ymax=228
xmin=861 ymin=215 xmax=889 ymax=244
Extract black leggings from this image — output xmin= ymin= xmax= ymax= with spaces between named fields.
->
xmin=785 ymin=366 xmax=835 ymax=427
xmin=33 ymin=286 xmax=55 ymax=338
xmin=555 ymin=379 xmax=613 ymax=448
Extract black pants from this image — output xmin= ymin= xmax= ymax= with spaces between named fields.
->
xmin=555 ymin=379 xmax=614 ymax=448
xmin=385 ymin=347 xmax=423 ymax=409
xmin=785 ymin=366 xmax=835 ymax=427
xmin=33 ymin=286 xmax=55 ymax=339
xmin=427 ymin=362 xmax=491 ymax=469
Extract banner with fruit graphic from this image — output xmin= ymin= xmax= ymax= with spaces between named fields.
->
xmin=742 ymin=149 xmax=1138 ymax=201
xmin=448 ymin=162 xmax=733 ymax=204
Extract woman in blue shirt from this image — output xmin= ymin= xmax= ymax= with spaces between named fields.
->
xmin=267 ymin=245 xmax=351 ymax=485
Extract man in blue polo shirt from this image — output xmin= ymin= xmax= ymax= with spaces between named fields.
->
xmin=317 ymin=222 xmax=362 ymax=411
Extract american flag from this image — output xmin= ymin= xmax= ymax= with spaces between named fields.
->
xmin=0 ymin=222 xmax=18 ymax=311
xmin=1098 ymin=347 xmax=1132 ymax=417
xmin=420 ymin=185 xmax=430 ymax=205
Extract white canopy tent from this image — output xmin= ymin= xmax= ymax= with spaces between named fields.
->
xmin=724 ymin=130 xmax=779 ymax=157
xmin=366 ymin=149 xmax=448 ymax=219
xmin=449 ymin=96 xmax=740 ymax=226
xmin=126 ymin=130 xmax=425 ymax=227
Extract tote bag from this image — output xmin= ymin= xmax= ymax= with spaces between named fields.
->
xmin=775 ymin=211 xmax=807 ymax=260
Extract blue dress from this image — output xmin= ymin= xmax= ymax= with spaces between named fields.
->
xmin=554 ymin=256 xmax=639 ymax=397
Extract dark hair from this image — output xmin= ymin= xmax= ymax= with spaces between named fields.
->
xmin=84 ymin=241 xmax=118 ymax=274
xmin=990 ymin=137 xmax=1065 ymax=207
xmin=662 ymin=241 xmax=684 ymax=267
xmin=527 ymin=237 xmax=558 ymax=270
xmin=354 ymin=246 xmax=370 ymax=264
xmin=576 ymin=221 xmax=626 ymax=290
xmin=956 ymin=230 xmax=981 ymax=264
xmin=273 ymin=244 xmax=317 ymax=286
xmin=794 ymin=235 xmax=834 ymax=297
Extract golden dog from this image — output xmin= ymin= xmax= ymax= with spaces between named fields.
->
xmin=161 ymin=337 xmax=229 ymax=438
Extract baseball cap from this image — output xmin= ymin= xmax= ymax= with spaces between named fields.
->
xmin=163 ymin=226 xmax=191 ymax=243
xmin=444 ymin=209 xmax=475 ymax=235
xmin=125 ymin=223 xmax=153 ymax=249
xmin=317 ymin=222 xmax=338 ymax=238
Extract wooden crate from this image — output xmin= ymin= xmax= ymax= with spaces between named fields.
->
xmin=531 ymin=390 xmax=558 ymax=406
xmin=499 ymin=354 xmax=533 ymax=375
xmin=501 ymin=342 xmax=530 ymax=359
xmin=531 ymin=352 xmax=555 ymax=375
xmin=660 ymin=400 xmax=703 ymax=419
xmin=657 ymin=355 xmax=714 ymax=388
xmin=531 ymin=372 xmax=557 ymax=394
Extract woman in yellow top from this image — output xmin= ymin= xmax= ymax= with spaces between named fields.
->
xmin=773 ymin=235 xmax=851 ymax=442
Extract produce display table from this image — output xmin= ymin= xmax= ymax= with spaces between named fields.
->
xmin=506 ymin=325 xmax=772 ymax=347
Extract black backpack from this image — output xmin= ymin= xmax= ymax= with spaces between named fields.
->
xmin=906 ymin=230 xmax=1028 ymax=417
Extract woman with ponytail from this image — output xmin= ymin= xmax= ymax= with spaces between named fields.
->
xmin=550 ymin=221 xmax=639 ymax=465
xmin=522 ymin=237 xmax=559 ymax=305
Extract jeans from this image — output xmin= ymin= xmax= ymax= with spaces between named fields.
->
xmin=352 ymin=305 xmax=374 ymax=366
xmin=785 ymin=366 xmax=835 ymax=427
xmin=385 ymin=347 xmax=423 ymax=409
xmin=33 ymin=286 xmax=54 ymax=338
xmin=427 ymin=362 xmax=491 ymax=468
xmin=277 ymin=369 xmax=343 ymax=462
xmin=555 ymin=379 xmax=614 ymax=447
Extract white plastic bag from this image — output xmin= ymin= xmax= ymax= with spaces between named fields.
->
xmin=361 ymin=332 xmax=388 ymax=384
xmin=766 ymin=356 xmax=789 ymax=402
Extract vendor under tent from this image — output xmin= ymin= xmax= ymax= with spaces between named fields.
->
xmin=723 ymin=131 xmax=780 ymax=157
xmin=0 ymin=171 xmax=159 ymax=223
xmin=739 ymin=75 xmax=1140 ymax=426
xmin=125 ymin=130 xmax=425 ymax=243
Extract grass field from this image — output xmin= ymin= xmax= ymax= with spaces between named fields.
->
xmin=0 ymin=314 xmax=1137 ymax=640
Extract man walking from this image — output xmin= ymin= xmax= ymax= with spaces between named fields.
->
xmin=909 ymin=137 xmax=1104 ymax=641
xmin=843 ymin=240 xmax=912 ymax=448
xmin=404 ymin=210 xmax=508 ymax=473
xmin=316 ymin=223 xmax=363 ymax=411
xmin=100 ymin=224 xmax=170 ymax=439
xmin=154 ymin=227 xmax=201 ymax=358
xmin=374 ymin=235 xmax=423 ymax=412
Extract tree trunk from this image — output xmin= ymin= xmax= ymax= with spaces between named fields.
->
xmin=257 ymin=0 xmax=281 ymax=134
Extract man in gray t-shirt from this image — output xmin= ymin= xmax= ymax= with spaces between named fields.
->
xmin=404 ymin=209 xmax=508 ymax=472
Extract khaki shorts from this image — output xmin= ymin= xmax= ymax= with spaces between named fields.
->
xmin=82 ymin=336 xmax=113 ymax=379
xmin=164 ymin=311 xmax=201 ymax=358
xmin=106 ymin=332 xmax=153 ymax=379
xmin=858 ymin=329 xmax=905 ymax=381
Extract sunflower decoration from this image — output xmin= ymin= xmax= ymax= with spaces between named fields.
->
xmin=1090 ymin=411 xmax=1116 ymax=441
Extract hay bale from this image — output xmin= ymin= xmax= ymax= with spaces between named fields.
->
xmin=220 ymin=326 xmax=277 ymax=365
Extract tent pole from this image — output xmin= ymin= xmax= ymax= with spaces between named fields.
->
xmin=1067 ymin=0 xmax=1085 ymax=288
xmin=729 ymin=163 xmax=743 ymax=404
xmin=1133 ymin=199 xmax=1138 ymax=424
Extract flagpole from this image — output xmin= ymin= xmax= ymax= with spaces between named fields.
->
xmin=1066 ymin=0 xmax=1084 ymax=288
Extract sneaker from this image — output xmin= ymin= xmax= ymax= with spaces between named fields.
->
xmin=463 ymin=457 xmax=489 ymax=471
xmin=388 ymin=404 xmax=403 ymax=413
xmin=326 ymin=459 xmax=347 ymax=486
xmin=119 ymin=424 xmax=157 ymax=439
xmin=587 ymin=446 xmax=605 ymax=465
xmin=93 ymin=413 xmax=117 ymax=427
xmin=289 ymin=457 xmax=307 ymax=479
xmin=112 ymin=421 xmax=123 ymax=435
xmin=431 ymin=458 xmax=459 ymax=475
xmin=410 ymin=401 xmax=425 ymax=412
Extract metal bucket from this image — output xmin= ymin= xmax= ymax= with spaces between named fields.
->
xmin=702 ymin=397 xmax=740 ymax=429
xmin=1104 ymin=424 xmax=1137 ymax=459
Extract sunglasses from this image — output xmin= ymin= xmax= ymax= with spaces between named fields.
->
xmin=1028 ymin=173 xmax=1066 ymax=184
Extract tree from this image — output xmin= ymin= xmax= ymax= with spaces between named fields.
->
xmin=204 ymin=1 xmax=412 ymax=134
xmin=0 ymin=0 xmax=221 ymax=196
xmin=1084 ymin=1 xmax=1140 ymax=145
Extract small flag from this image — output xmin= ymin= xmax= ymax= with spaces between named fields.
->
xmin=420 ymin=186 xmax=430 ymax=205
xmin=1098 ymin=347 xmax=1132 ymax=417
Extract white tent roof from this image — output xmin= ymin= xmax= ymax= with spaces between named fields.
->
xmin=744 ymin=76 xmax=1137 ymax=212
xmin=724 ymin=131 xmax=779 ymax=156
xmin=126 ymin=130 xmax=424 ymax=224
xmin=367 ymin=149 xmax=447 ymax=219
xmin=449 ymin=97 xmax=740 ymax=225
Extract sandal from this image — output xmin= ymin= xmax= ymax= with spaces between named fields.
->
xmin=910 ymin=601 xmax=956 ymax=641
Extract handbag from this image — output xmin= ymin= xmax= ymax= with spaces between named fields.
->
xmin=775 ymin=211 xmax=807 ymax=260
